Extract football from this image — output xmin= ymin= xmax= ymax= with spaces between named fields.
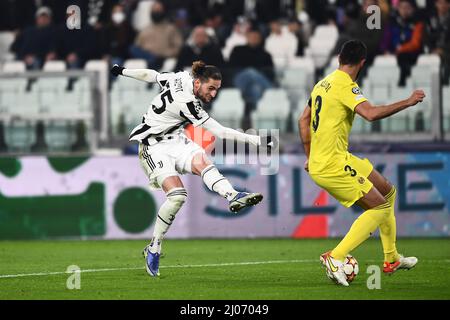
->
xmin=343 ymin=255 xmax=359 ymax=283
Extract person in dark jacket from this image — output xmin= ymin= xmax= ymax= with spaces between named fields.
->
xmin=175 ymin=26 xmax=225 ymax=71
xmin=100 ymin=3 xmax=136 ymax=66
xmin=228 ymin=28 xmax=275 ymax=109
xmin=55 ymin=21 xmax=100 ymax=69
xmin=10 ymin=6 xmax=57 ymax=69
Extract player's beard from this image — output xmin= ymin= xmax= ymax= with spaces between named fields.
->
xmin=197 ymin=92 xmax=211 ymax=104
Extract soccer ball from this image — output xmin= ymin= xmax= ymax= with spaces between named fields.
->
xmin=325 ymin=254 xmax=359 ymax=284
xmin=343 ymin=254 xmax=359 ymax=283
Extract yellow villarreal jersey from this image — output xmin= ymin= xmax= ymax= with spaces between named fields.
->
xmin=308 ymin=69 xmax=367 ymax=174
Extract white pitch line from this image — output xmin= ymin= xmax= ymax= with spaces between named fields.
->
xmin=0 ymin=259 xmax=315 ymax=279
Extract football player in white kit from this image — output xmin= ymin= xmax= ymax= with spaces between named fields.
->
xmin=111 ymin=61 xmax=267 ymax=277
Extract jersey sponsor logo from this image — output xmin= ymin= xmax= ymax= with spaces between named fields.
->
xmin=352 ymin=87 xmax=361 ymax=95
xmin=358 ymin=177 xmax=365 ymax=184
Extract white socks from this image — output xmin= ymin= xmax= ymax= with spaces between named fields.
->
xmin=149 ymin=188 xmax=187 ymax=254
xmin=201 ymin=165 xmax=238 ymax=201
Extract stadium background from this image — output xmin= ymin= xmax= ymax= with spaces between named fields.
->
xmin=0 ymin=0 xmax=450 ymax=301
xmin=1 ymin=0 xmax=449 ymax=240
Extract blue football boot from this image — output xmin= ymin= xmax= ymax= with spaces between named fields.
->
xmin=229 ymin=192 xmax=263 ymax=213
xmin=143 ymin=245 xmax=160 ymax=277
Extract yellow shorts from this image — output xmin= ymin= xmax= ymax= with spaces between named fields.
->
xmin=309 ymin=153 xmax=374 ymax=207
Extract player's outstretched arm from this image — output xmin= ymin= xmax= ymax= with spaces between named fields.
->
xmin=355 ymin=89 xmax=425 ymax=122
xmin=299 ymin=105 xmax=311 ymax=172
xmin=110 ymin=64 xmax=159 ymax=83
xmin=201 ymin=118 xmax=261 ymax=146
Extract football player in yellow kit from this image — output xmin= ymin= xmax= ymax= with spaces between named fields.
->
xmin=299 ymin=40 xmax=425 ymax=286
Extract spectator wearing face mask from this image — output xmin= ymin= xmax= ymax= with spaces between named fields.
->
xmin=129 ymin=1 xmax=183 ymax=70
xmin=100 ymin=4 xmax=136 ymax=66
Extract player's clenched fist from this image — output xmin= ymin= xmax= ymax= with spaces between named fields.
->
xmin=111 ymin=64 xmax=124 ymax=77
xmin=408 ymin=89 xmax=426 ymax=107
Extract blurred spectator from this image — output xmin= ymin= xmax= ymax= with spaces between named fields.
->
xmin=55 ymin=21 xmax=100 ymax=69
xmin=287 ymin=18 xmax=307 ymax=56
xmin=334 ymin=0 xmax=385 ymax=77
xmin=425 ymin=0 xmax=450 ymax=84
xmin=204 ymin=7 xmax=232 ymax=48
xmin=100 ymin=4 xmax=136 ymax=66
xmin=381 ymin=0 xmax=425 ymax=86
xmin=229 ymin=28 xmax=275 ymax=114
xmin=10 ymin=6 xmax=57 ymax=70
xmin=130 ymin=1 xmax=183 ymax=69
xmin=175 ymin=26 xmax=225 ymax=71
xmin=305 ymin=0 xmax=336 ymax=26
xmin=222 ymin=16 xmax=252 ymax=61
xmin=264 ymin=19 xmax=298 ymax=65
xmin=174 ymin=8 xmax=192 ymax=40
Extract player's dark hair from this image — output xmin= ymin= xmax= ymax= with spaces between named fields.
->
xmin=192 ymin=60 xmax=222 ymax=82
xmin=338 ymin=40 xmax=367 ymax=66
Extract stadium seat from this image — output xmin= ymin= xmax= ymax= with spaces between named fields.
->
xmin=2 ymin=61 xmax=26 ymax=73
xmin=281 ymin=57 xmax=315 ymax=91
xmin=387 ymin=86 xmax=415 ymax=132
xmin=417 ymin=54 xmax=441 ymax=70
xmin=110 ymin=84 xmax=158 ymax=135
xmin=44 ymin=120 xmax=76 ymax=152
xmin=304 ymin=25 xmax=338 ymax=69
xmin=43 ymin=60 xmax=67 ymax=71
xmin=251 ymin=89 xmax=290 ymax=131
xmin=0 ymin=32 xmax=15 ymax=63
xmin=0 ymin=62 xmax=34 ymax=116
xmin=373 ymin=55 xmax=397 ymax=67
xmin=124 ymin=59 xmax=147 ymax=70
xmin=210 ymin=89 xmax=245 ymax=128
xmin=4 ymin=119 xmax=36 ymax=152
xmin=116 ymin=59 xmax=149 ymax=91
xmin=160 ymin=58 xmax=177 ymax=72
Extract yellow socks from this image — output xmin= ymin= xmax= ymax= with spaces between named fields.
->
xmin=379 ymin=187 xmax=400 ymax=263
xmin=331 ymin=202 xmax=391 ymax=261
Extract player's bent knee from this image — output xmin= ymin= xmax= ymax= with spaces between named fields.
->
xmin=166 ymin=188 xmax=187 ymax=208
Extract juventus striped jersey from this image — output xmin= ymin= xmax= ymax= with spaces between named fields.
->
xmin=129 ymin=71 xmax=210 ymax=143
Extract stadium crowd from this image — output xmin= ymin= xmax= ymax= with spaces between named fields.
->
xmin=0 ymin=0 xmax=449 ymax=109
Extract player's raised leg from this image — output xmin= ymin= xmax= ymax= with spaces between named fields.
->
xmin=366 ymin=169 xmax=418 ymax=274
xmin=191 ymin=152 xmax=263 ymax=212
xmin=143 ymin=176 xmax=186 ymax=277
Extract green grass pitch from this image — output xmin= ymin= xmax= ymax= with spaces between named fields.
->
xmin=0 ymin=238 xmax=449 ymax=300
